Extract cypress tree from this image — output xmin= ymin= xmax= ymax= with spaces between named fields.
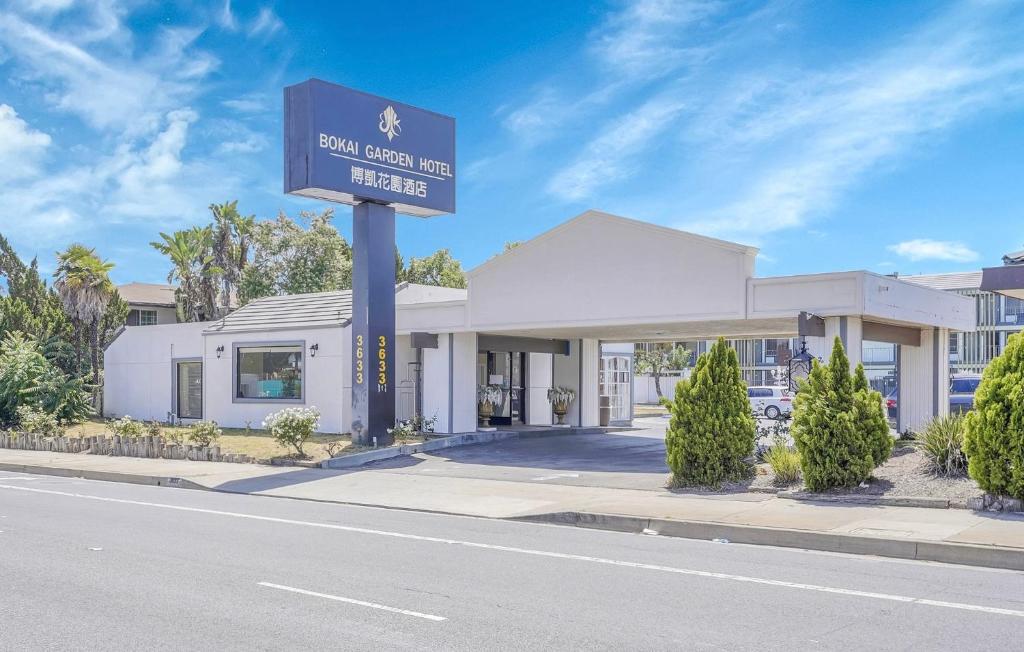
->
xmin=665 ymin=337 xmax=755 ymax=487
xmin=853 ymin=363 xmax=893 ymax=466
xmin=963 ymin=332 xmax=1024 ymax=499
xmin=792 ymin=337 xmax=875 ymax=491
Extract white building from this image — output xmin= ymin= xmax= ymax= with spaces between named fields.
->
xmin=104 ymin=211 xmax=975 ymax=435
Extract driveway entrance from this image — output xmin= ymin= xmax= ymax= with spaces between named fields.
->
xmin=369 ymin=417 xmax=671 ymax=491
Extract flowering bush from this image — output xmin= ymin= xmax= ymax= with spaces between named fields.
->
xmin=264 ymin=406 xmax=320 ymax=457
xmin=547 ymin=386 xmax=576 ymax=409
xmin=107 ymin=415 xmax=145 ymax=440
xmin=16 ymin=405 xmax=64 ymax=438
xmin=188 ymin=420 xmax=222 ymax=447
xmin=387 ymin=419 xmax=417 ymax=443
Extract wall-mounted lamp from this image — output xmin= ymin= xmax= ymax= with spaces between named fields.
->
xmin=216 ymin=345 xmax=225 ymax=359
xmin=309 ymin=343 xmax=319 ymax=358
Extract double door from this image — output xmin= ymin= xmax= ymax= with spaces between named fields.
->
xmin=479 ymin=351 xmax=526 ymax=425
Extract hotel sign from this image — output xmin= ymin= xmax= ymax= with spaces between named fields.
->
xmin=284 ymin=79 xmax=456 ymax=217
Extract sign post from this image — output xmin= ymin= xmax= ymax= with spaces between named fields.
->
xmin=284 ymin=79 xmax=455 ymax=446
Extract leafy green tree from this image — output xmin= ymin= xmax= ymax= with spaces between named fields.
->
xmin=791 ymin=338 xmax=877 ymax=491
xmin=0 ymin=332 xmax=49 ymax=425
xmin=402 ymin=249 xmax=466 ymax=289
xmin=634 ymin=344 xmax=692 ymax=399
xmin=964 ymin=332 xmax=1024 ymax=499
xmin=665 ymin=337 xmax=755 ymax=487
xmin=239 ymin=209 xmax=352 ymax=304
xmin=53 ymin=244 xmax=117 ymax=408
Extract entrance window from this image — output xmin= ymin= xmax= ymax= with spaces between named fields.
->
xmin=599 ymin=355 xmax=631 ymax=424
xmin=235 ymin=344 xmax=303 ymax=401
xmin=175 ymin=360 xmax=202 ymax=419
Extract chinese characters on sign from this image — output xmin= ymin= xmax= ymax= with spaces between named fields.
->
xmin=350 ymin=166 xmax=427 ymax=198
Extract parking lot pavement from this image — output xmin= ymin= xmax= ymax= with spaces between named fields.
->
xmin=368 ymin=418 xmax=672 ymax=491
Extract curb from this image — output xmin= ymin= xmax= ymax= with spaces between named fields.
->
xmin=321 ymin=426 xmax=611 ymax=469
xmin=777 ymin=491 xmax=951 ymax=510
xmin=512 ymin=511 xmax=1024 ymax=572
xmin=0 ymin=462 xmax=207 ymax=491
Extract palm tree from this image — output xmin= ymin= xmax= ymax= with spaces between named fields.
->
xmin=53 ymin=244 xmax=116 ymax=408
xmin=150 ymin=227 xmax=223 ymax=322
xmin=209 ymin=201 xmax=256 ymax=318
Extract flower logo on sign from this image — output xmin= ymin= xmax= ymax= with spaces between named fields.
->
xmin=378 ymin=105 xmax=401 ymax=141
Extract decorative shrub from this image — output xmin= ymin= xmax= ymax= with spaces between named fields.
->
xmin=791 ymin=338 xmax=877 ymax=492
xmin=964 ymin=332 xmax=1024 ymax=499
xmin=146 ymin=420 xmax=163 ymax=438
xmin=763 ymin=438 xmax=801 ymax=485
xmin=917 ymin=414 xmax=968 ymax=477
xmin=665 ymin=337 xmax=756 ymax=487
xmin=16 ymin=405 xmax=64 ymax=438
xmin=852 ymin=363 xmax=894 ymax=466
xmin=387 ymin=419 xmax=417 ymax=443
xmin=107 ymin=415 xmax=145 ymax=440
xmin=187 ymin=420 xmax=223 ymax=447
xmin=263 ymin=407 xmax=320 ymax=457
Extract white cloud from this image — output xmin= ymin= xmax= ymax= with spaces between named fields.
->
xmin=0 ymin=103 xmax=51 ymax=180
xmin=591 ymin=0 xmax=719 ymax=78
xmin=887 ymin=239 xmax=978 ymax=263
xmin=222 ymin=95 xmax=267 ymax=113
xmin=217 ymin=0 xmax=238 ymax=31
xmin=547 ymin=97 xmax=686 ymax=200
xmin=249 ymin=7 xmax=283 ymax=38
xmin=679 ymin=3 xmax=1024 ymax=237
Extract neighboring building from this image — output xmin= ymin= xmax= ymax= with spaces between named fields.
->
xmin=104 ymin=211 xmax=972 ymax=434
xmin=902 ymin=270 xmax=1024 ymax=375
xmin=118 ymin=282 xmax=178 ymax=326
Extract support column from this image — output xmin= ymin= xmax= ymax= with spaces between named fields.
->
xmin=350 ymin=202 xmax=395 ymax=446
xmin=579 ymin=339 xmax=601 ymax=427
xmin=824 ymin=316 xmax=862 ymax=369
xmin=898 ymin=327 xmax=949 ymax=433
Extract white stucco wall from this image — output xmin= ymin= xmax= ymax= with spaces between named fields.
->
xmin=103 ymin=322 xmax=206 ymax=422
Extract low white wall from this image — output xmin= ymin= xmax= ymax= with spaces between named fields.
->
xmin=632 ymin=373 xmax=688 ymax=405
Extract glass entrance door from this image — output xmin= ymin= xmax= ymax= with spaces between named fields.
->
xmin=477 ymin=351 xmax=527 ymax=425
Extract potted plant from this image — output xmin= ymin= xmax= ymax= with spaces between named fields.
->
xmin=477 ymin=384 xmax=503 ymax=427
xmin=547 ymin=386 xmax=576 ymax=425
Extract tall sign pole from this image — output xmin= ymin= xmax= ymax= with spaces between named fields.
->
xmin=284 ymin=79 xmax=455 ymax=446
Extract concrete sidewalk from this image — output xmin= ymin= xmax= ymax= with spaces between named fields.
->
xmin=2 ymin=448 xmax=1022 ymax=570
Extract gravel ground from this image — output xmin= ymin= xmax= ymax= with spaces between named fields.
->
xmin=754 ymin=444 xmax=984 ymax=504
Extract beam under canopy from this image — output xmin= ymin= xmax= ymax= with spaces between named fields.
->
xmin=478 ymin=334 xmax=571 ymax=356
xmin=862 ymin=321 xmax=921 ymax=347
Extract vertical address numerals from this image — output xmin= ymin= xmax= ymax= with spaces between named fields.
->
xmin=355 ymin=334 xmax=364 ymax=385
xmin=377 ymin=335 xmax=388 ymax=392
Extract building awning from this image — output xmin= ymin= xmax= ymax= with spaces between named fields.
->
xmin=980 ymin=265 xmax=1024 ymax=301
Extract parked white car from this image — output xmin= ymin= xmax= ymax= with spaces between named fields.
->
xmin=747 ymin=386 xmax=792 ymax=419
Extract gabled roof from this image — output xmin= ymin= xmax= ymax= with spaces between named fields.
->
xmin=118 ymin=282 xmax=176 ymax=307
xmin=901 ymin=271 xmax=983 ymax=291
xmin=467 ymin=209 xmax=758 ymax=278
xmin=202 ymin=290 xmax=353 ymax=334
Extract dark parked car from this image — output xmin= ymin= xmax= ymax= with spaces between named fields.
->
xmin=885 ymin=388 xmax=898 ymax=421
xmin=949 ymin=374 xmax=982 ymax=414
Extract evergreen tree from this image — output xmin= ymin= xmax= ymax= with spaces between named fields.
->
xmin=665 ymin=337 xmax=755 ymax=487
xmin=963 ymin=332 xmax=1024 ymax=499
xmin=853 ymin=363 xmax=893 ymax=466
xmin=791 ymin=338 xmax=876 ymax=491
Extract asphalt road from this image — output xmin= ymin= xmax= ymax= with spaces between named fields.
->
xmin=2 ymin=472 xmax=1023 ymax=651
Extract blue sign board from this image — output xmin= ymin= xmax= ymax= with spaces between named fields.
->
xmin=284 ymin=79 xmax=456 ymax=217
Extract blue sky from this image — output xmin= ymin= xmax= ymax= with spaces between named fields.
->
xmin=1 ymin=0 xmax=1023 ymax=286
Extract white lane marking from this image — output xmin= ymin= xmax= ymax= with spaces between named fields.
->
xmin=2 ymin=482 xmax=1023 ymax=620
xmin=258 ymin=582 xmax=446 ymax=622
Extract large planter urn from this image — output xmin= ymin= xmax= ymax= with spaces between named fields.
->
xmin=478 ymin=401 xmax=494 ymax=427
xmin=552 ymin=402 xmax=568 ymax=425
